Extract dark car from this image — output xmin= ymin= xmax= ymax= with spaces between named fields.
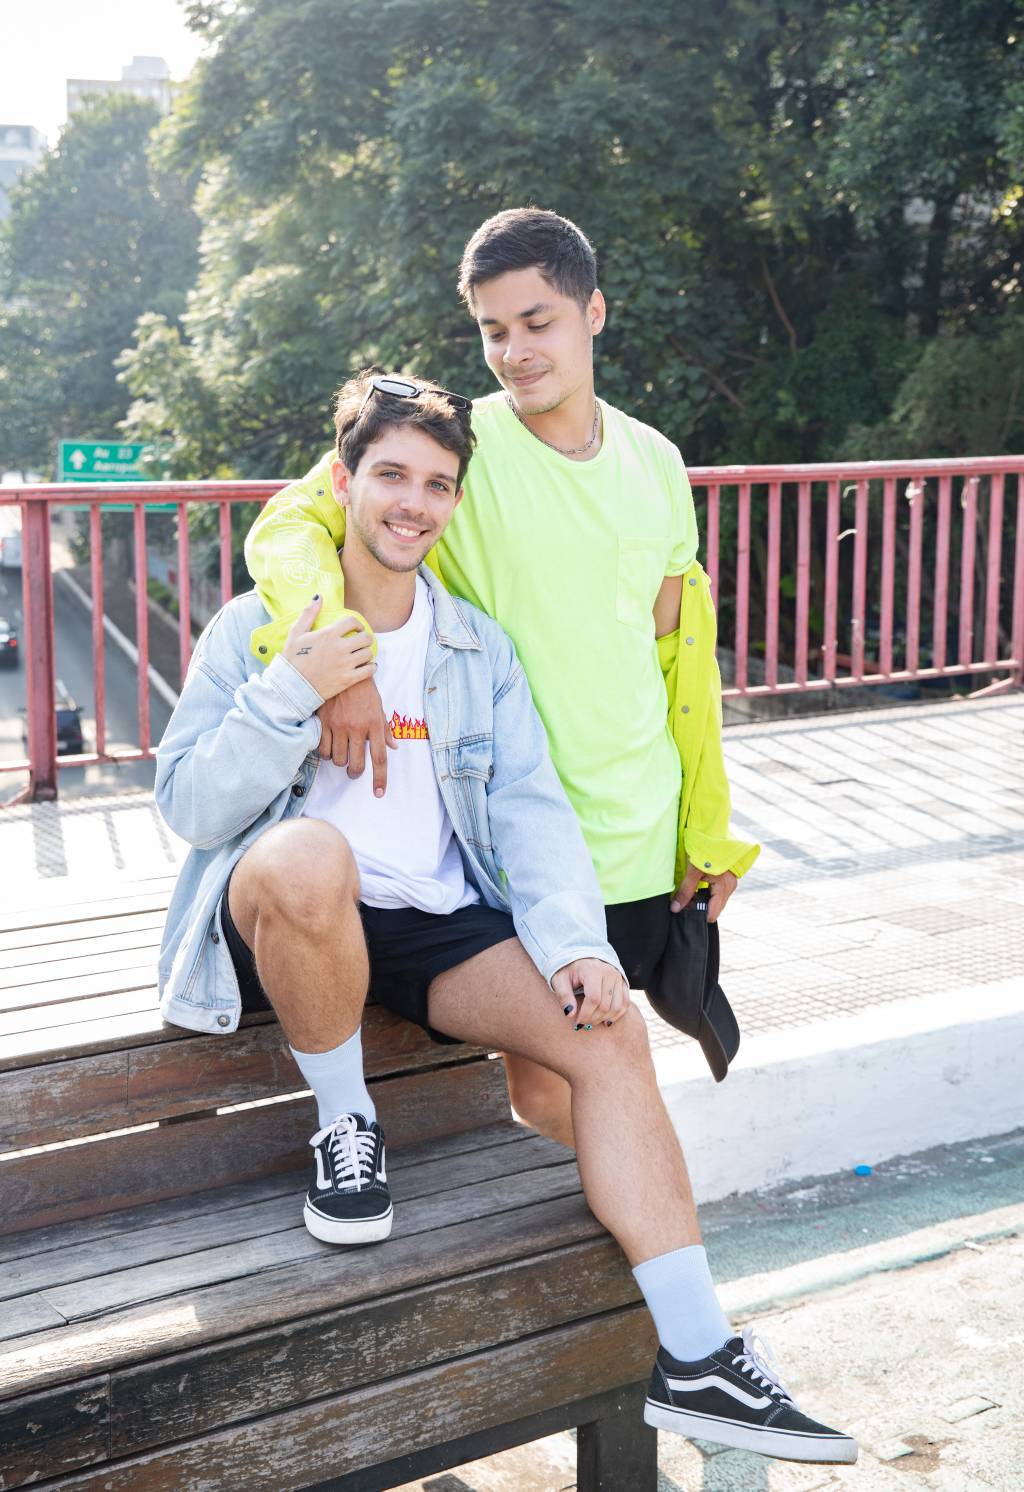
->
xmin=0 ymin=614 xmax=18 ymax=668
xmin=21 ymin=681 xmax=86 ymax=755
xmin=56 ymin=689 xmax=85 ymax=755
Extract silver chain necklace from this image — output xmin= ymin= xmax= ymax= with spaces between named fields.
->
xmin=505 ymin=393 xmax=601 ymax=456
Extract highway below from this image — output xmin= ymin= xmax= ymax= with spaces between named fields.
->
xmin=0 ymin=561 xmax=174 ymax=805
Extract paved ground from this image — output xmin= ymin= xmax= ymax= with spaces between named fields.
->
xmin=2 ymin=693 xmax=1021 ymax=1048
xmin=390 ymin=1129 xmax=1024 ymax=1490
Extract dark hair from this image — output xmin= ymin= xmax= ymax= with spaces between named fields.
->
xmin=458 ymin=208 xmax=598 ymax=311
xmin=333 ymin=371 xmax=476 ymax=487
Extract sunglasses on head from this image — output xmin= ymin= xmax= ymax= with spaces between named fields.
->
xmin=356 ymin=375 xmax=471 ymax=421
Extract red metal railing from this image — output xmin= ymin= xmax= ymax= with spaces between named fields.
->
xmin=1 ymin=457 xmax=1022 ymax=802
xmin=692 ymin=457 xmax=1024 ymax=698
xmin=0 ymin=482 xmax=279 ymax=802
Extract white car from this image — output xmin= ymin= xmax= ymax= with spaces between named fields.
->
xmin=0 ymin=532 xmax=21 ymax=569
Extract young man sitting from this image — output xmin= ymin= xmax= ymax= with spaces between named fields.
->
xmin=155 ymin=374 xmax=857 ymax=1466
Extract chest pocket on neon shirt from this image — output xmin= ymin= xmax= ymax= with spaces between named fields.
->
xmin=616 ymin=536 xmax=671 ymax=633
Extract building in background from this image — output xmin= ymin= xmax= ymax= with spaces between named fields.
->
xmin=0 ymin=125 xmax=45 ymax=221
xmin=67 ymin=56 xmax=175 ymax=119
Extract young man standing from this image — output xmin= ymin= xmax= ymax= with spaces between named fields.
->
xmin=244 ymin=209 xmax=759 ymax=1150
xmin=157 ymin=376 xmax=856 ymax=1464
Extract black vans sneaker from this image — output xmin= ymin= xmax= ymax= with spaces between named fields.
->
xmin=303 ymin=1113 xmax=393 ymax=1245
xmin=644 ymin=1327 xmax=858 ymax=1464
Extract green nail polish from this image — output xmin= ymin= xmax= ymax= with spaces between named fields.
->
xmin=584 ymin=1023 xmax=593 ymax=1031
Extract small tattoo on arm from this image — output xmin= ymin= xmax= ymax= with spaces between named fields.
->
xmin=296 ymin=645 xmax=313 ymax=656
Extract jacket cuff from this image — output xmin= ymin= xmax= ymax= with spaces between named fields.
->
xmin=682 ymin=827 xmax=761 ymax=881
xmin=263 ymin=653 xmax=325 ymax=719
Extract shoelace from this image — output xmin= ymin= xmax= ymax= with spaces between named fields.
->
xmin=310 ymin=1115 xmax=376 ymax=1191
xmin=731 ymin=1326 xmax=796 ymax=1406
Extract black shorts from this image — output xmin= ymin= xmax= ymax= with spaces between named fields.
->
xmin=221 ymin=882 xmax=672 ymax=1047
xmin=220 ymin=883 xmax=516 ymax=1045
xmin=605 ymin=892 xmax=673 ymax=989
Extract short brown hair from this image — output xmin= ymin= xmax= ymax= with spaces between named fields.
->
xmin=333 ymin=371 xmax=476 ymax=487
xmin=458 ymin=208 xmax=598 ymax=311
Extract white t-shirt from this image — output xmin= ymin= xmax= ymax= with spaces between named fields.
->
xmin=302 ymin=576 xmax=479 ymax=914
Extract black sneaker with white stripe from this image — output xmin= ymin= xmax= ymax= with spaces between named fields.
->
xmin=644 ymin=1326 xmax=858 ymax=1464
xmin=303 ymin=1113 xmax=393 ymax=1245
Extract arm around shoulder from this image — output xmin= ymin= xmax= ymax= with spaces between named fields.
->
xmin=244 ymin=452 xmax=357 ymax=662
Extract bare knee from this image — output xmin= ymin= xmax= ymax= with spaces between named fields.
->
xmin=244 ymin=820 xmax=360 ymax=935
xmin=505 ymin=1059 xmax=571 ymax=1134
xmin=570 ymin=1002 xmax=652 ymax=1083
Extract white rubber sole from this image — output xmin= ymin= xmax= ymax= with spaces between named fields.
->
xmin=303 ymin=1201 xmax=394 ymax=1245
xmin=644 ymin=1400 xmax=859 ymax=1464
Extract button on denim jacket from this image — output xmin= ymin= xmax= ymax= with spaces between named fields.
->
xmin=156 ymin=565 xmax=623 ymax=1035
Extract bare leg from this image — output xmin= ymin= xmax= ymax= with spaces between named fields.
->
xmin=428 ymin=939 xmax=700 ymax=1266
xmin=228 ymin=819 xmax=368 ymax=1052
xmin=503 ymin=1053 xmax=575 ymax=1149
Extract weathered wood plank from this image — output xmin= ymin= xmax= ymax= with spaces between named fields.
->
xmin=0 ymin=911 xmax=165 ymax=957
xmin=577 ymin=1381 xmax=658 ymax=1492
xmin=0 ymin=1377 xmax=108 ymax=1491
xmin=0 ymin=1051 xmax=128 ymax=1151
xmin=1 ymin=1007 xmax=484 ymax=1150
xmin=0 ymin=1191 xmax=601 ymax=1401
xmin=0 ymin=963 xmax=157 ymax=1007
xmin=317 ymin=1383 xmax=651 ymax=1492
xmin=0 ymin=1122 xmax=525 ymax=1268
xmin=0 ymin=1294 xmax=66 ymax=1340
xmin=0 ymin=884 xmax=172 ymax=935
xmin=51 ymin=1308 xmax=656 ymax=1491
xmin=110 ymin=1237 xmax=636 ymax=1457
xmin=0 ymin=1058 xmax=509 ymax=1235
xmin=40 ymin=1154 xmax=579 ymax=1323
xmin=0 ymin=1003 xmax=178 ymax=1072
xmin=0 ymin=988 xmax=159 ymax=1045
xmin=0 ymin=1134 xmax=569 ymax=1302
xmin=0 ymin=931 xmax=160 ymax=978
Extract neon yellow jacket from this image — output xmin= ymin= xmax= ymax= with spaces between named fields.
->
xmin=245 ymin=452 xmax=760 ymax=886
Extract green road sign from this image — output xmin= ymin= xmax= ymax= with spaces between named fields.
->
xmin=57 ymin=440 xmax=175 ymax=511
xmin=59 ymin=441 xmax=151 ymax=481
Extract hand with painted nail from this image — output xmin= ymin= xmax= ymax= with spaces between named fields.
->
xmin=284 ymin=596 xmax=377 ymax=701
xmin=551 ymin=959 xmax=629 ymax=1030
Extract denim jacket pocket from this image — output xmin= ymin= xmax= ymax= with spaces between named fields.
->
xmin=446 ymin=736 xmax=494 ymax=850
xmin=617 ymin=536 xmax=670 ymax=632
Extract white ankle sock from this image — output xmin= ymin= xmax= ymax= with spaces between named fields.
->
xmin=632 ymin=1244 xmax=732 ymax=1361
xmin=289 ymin=1028 xmax=376 ymax=1128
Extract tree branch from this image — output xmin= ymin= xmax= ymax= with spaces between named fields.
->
xmin=759 ymin=255 xmax=798 ymax=355
xmin=668 ymin=334 xmax=746 ymax=411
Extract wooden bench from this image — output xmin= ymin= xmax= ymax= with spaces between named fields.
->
xmin=0 ymin=873 xmax=658 ymax=1490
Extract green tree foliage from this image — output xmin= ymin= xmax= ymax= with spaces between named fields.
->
xmin=119 ymin=0 xmax=1024 ymax=480
xmin=0 ymin=94 xmax=199 ymax=474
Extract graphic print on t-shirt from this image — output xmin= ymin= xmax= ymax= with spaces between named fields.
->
xmin=389 ymin=711 xmax=429 ymax=740
xmin=301 ymin=576 xmax=478 ymax=915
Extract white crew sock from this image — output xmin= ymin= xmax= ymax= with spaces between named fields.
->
xmin=289 ymin=1028 xmax=376 ymax=1129
xmin=632 ymin=1244 xmax=732 ymax=1361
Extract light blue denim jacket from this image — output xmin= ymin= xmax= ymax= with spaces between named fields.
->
xmin=156 ymin=565 xmax=623 ymax=1034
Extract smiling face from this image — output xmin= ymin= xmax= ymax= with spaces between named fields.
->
xmin=472 ymin=267 xmax=606 ymax=416
xmin=331 ymin=426 xmax=463 ymax=573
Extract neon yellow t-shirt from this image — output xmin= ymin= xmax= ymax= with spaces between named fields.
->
xmin=436 ymin=393 xmax=697 ymax=905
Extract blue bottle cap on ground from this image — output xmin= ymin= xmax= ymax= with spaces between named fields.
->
xmin=854 ymin=1164 xmax=873 ymax=1176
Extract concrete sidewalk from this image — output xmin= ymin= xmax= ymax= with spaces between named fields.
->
xmin=393 ymin=1128 xmax=1024 ymax=1490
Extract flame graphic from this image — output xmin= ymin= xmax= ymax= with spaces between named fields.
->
xmin=388 ymin=709 xmax=429 ymax=740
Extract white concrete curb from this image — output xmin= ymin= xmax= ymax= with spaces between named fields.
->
xmin=656 ymin=976 xmax=1024 ymax=1204
xmin=56 ymin=568 xmax=180 ymax=709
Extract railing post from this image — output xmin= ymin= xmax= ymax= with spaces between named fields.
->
xmin=21 ymin=499 xmax=57 ymax=801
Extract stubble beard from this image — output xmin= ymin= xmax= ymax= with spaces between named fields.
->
xmin=350 ymin=509 xmax=430 ymax=574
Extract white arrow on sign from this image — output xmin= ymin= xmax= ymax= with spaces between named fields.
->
xmin=68 ymin=449 xmax=87 ymax=471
